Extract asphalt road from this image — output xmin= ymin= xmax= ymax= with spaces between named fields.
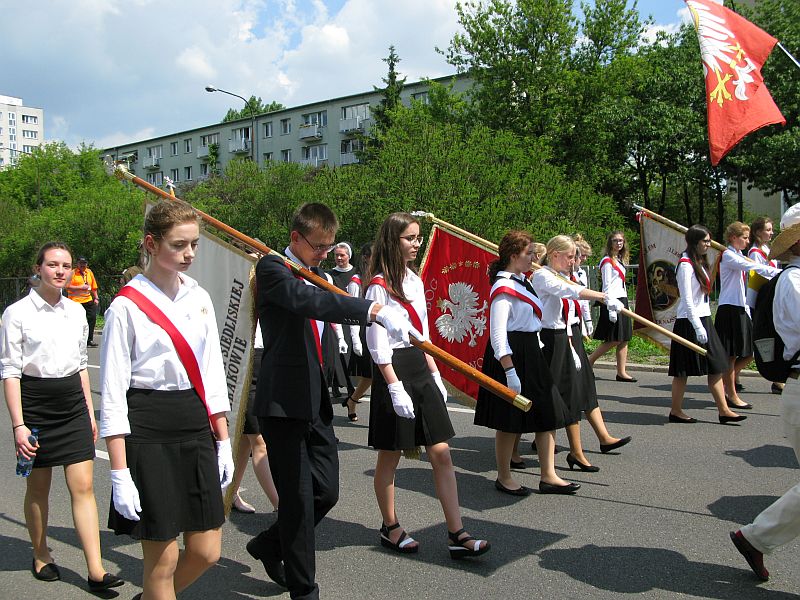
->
xmin=1 ymin=345 xmax=799 ymax=599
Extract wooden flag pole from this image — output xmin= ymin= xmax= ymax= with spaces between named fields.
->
xmin=108 ymin=162 xmax=532 ymax=411
xmin=412 ymin=211 xmax=707 ymax=356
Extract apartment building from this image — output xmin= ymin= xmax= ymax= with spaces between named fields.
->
xmin=0 ymin=95 xmax=44 ymax=168
xmin=102 ymin=75 xmax=471 ymax=187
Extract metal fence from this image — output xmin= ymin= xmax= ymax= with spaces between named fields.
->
xmin=0 ymin=275 xmax=122 ymax=316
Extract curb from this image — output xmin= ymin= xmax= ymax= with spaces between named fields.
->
xmin=593 ymin=360 xmax=763 ymax=378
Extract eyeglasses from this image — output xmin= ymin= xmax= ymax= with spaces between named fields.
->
xmin=299 ymin=231 xmax=336 ymax=254
xmin=701 ymin=239 xmax=712 ymax=245
xmin=400 ymin=235 xmax=424 ymax=245
xmin=611 ymin=238 xmax=625 ymax=244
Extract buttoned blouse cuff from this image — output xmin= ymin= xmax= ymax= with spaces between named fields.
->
xmin=1 ymin=364 xmax=22 ymax=379
xmin=366 ymin=301 xmax=378 ymax=320
xmin=371 ymin=349 xmax=394 ymax=364
xmin=99 ymin=420 xmax=131 ymax=439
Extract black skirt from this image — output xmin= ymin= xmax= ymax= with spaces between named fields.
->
xmin=349 ymin=324 xmax=373 ymax=378
xmin=475 ymin=331 xmax=569 ymax=433
xmin=539 ymin=329 xmax=582 ymax=425
xmin=242 ymin=349 xmax=262 ymax=435
xmin=21 ymin=373 xmax=94 ymax=469
xmin=714 ymin=304 xmax=753 ymax=359
xmin=108 ymin=388 xmax=224 ymax=541
xmin=368 ymin=347 xmax=455 ymax=451
xmin=593 ymin=296 xmax=633 ymax=342
xmin=669 ymin=316 xmax=729 ymax=377
xmin=570 ymin=323 xmax=599 ymax=412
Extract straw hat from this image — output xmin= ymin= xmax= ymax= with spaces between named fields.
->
xmin=770 ymin=203 xmax=800 ymax=262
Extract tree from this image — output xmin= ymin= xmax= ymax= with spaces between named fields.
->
xmin=222 ymin=96 xmax=285 ymax=122
xmin=371 ymin=46 xmax=407 ymax=137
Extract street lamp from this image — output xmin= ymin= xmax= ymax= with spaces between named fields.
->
xmin=205 ymin=85 xmax=256 ymax=163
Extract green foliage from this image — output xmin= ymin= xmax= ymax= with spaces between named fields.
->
xmin=371 ymin=46 xmax=407 ymax=137
xmin=222 ymin=96 xmax=285 ymax=123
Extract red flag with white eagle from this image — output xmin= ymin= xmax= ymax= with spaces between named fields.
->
xmin=685 ymin=0 xmax=786 ymax=165
xmin=419 ymin=224 xmax=497 ymax=402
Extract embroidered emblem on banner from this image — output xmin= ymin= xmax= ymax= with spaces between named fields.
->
xmin=435 ymin=282 xmax=487 ymax=347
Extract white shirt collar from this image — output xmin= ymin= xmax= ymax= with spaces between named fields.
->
xmin=28 ymin=287 xmax=68 ymax=311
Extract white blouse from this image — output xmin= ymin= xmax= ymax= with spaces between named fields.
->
xmin=366 ymin=268 xmax=429 ymax=364
xmin=599 ymin=256 xmax=626 ymax=299
xmin=574 ymin=267 xmax=593 ymax=325
xmin=775 ymin=256 xmax=800 ymax=366
xmin=99 ymin=274 xmax=230 ymax=438
xmin=0 ymin=289 xmax=88 ymax=379
xmin=347 ymin=274 xmax=362 ymax=344
xmin=531 ymin=267 xmax=583 ymax=330
xmin=718 ymin=246 xmax=779 ymax=313
xmin=675 ymin=253 xmax=711 ymax=325
xmin=489 ymin=272 xmax=543 ymax=360
xmin=746 ymin=245 xmax=779 ymax=309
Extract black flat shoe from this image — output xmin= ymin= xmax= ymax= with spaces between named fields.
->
xmin=615 ymin=374 xmax=637 ymax=382
xmin=494 ymin=479 xmax=531 ymax=496
xmin=539 ymin=481 xmax=580 ymax=494
xmin=246 ymin=536 xmax=287 ymax=588
xmin=566 ymin=453 xmax=600 ymax=472
xmin=772 ymin=383 xmax=784 ymax=395
xmin=31 ymin=559 xmax=60 ymax=582
xmin=719 ymin=414 xmax=747 ymax=424
xmin=88 ymin=573 xmax=124 ymax=591
xmin=735 ymin=382 xmax=744 ymax=392
xmin=510 ymin=459 xmax=526 ymax=469
xmin=727 ymin=400 xmax=753 ymax=409
xmin=600 ymin=436 xmax=632 ymax=454
xmin=668 ymin=413 xmax=697 ymax=424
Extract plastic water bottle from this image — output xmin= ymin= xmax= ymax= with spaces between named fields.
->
xmin=15 ymin=428 xmax=39 ymax=477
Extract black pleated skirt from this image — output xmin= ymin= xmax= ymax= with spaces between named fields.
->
xmin=593 ymin=296 xmax=632 ymax=342
xmin=21 ymin=373 xmax=94 ymax=468
xmin=368 ymin=347 xmax=455 ymax=451
xmin=571 ymin=323 xmax=599 ymax=412
xmin=349 ymin=325 xmax=373 ymax=378
xmin=242 ymin=348 xmax=262 ymax=435
xmin=669 ymin=316 xmax=729 ymax=377
xmin=539 ymin=329 xmax=582 ymax=425
xmin=108 ymin=388 xmax=224 ymax=541
xmin=475 ymin=331 xmax=568 ymax=433
xmin=714 ymin=304 xmax=753 ymax=359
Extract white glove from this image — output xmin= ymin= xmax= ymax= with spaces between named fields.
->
xmin=388 ymin=381 xmax=415 ymax=419
xmin=585 ymin=320 xmax=594 ymax=336
xmin=338 ymin=337 xmax=349 ymax=354
xmin=351 ymin=326 xmax=363 ymax=356
xmin=432 ymin=371 xmax=448 ymax=403
xmin=216 ymin=438 xmax=234 ymax=490
xmin=504 ymin=367 xmax=522 ymax=393
xmin=110 ymin=468 xmax=142 ymax=521
xmin=571 ymin=346 xmax=582 ymax=371
xmin=604 ymin=293 xmax=624 ymax=313
xmin=375 ymin=306 xmax=422 ymax=344
xmin=694 ymin=325 xmax=708 ymax=344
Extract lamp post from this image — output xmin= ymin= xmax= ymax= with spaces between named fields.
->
xmin=205 ymin=85 xmax=256 ymax=163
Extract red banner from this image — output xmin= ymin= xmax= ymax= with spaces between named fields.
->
xmin=686 ymin=0 xmax=785 ymax=165
xmin=419 ymin=225 xmax=497 ymax=400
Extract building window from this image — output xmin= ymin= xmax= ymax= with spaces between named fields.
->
xmin=200 ymin=163 xmax=209 ymax=177
xmin=147 ymin=145 xmax=163 ymax=158
xmin=8 ymin=113 xmax=16 ymax=124
xmin=21 ymin=115 xmax=38 ymax=124
xmin=22 ymin=130 xmax=38 ymax=139
xmin=184 ymin=166 xmax=193 ymax=181
xmin=146 ymin=171 xmax=164 ymax=186
xmin=200 ymin=133 xmax=219 ymax=146
xmin=263 ymin=152 xmax=273 ymax=162
xmin=170 ymin=141 xmax=179 ymax=156
xmin=263 ymin=122 xmax=273 ymax=138
xmin=0 ymin=127 xmax=3 ymax=135
xmin=23 ymin=145 xmax=35 ymax=153
xmin=281 ymin=149 xmax=291 ymax=162
xmin=9 ymin=133 xmax=15 ymax=142
xmin=232 ymin=126 xmax=251 ymax=140
xmin=341 ymin=103 xmax=370 ymax=121
xmin=280 ymin=118 xmax=291 ymax=135
xmin=184 ymin=138 xmax=192 ymax=153
xmin=411 ymin=91 xmax=430 ymax=104
xmin=301 ymin=111 xmax=327 ymax=127
xmin=341 ymin=139 xmax=364 ymax=154
xmin=170 ymin=168 xmax=179 ymax=182
xmin=302 ymin=144 xmax=327 ymax=162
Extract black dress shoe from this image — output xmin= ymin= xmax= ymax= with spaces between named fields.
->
xmin=615 ymin=374 xmax=637 ymax=382
xmin=668 ymin=413 xmax=697 ymax=424
xmin=735 ymin=382 xmax=745 ymax=392
xmin=771 ymin=382 xmax=784 ymax=395
xmin=494 ymin=479 xmax=531 ymax=496
xmin=727 ymin=399 xmax=753 ymax=409
xmin=566 ymin=453 xmax=600 ymax=472
xmin=539 ymin=481 xmax=580 ymax=494
xmin=730 ymin=530 xmax=769 ymax=581
xmin=510 ymin=459 xmax=526 ymax=469
xmin=719 ymin=414 xmax=747 ymax=424
xmin=31 ymin=559 xmax=60 ymax=582
xmin=88 ymin=572 xmax=125 ymax=591
xmin=87 ymin=341 xmax=98 ymax=348
xmin=600 ymin=436 xmax=632 ymax=454
xmin=246 ymin=537 xmax=287 ymax=588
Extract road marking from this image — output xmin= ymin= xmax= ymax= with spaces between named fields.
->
xmin=88 ymin=364 xmax=100 ymax=369
xmin=96 ymin=449 xmax=109 ymax=460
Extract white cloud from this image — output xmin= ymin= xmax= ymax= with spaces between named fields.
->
xmin=176 ymin=47 xmax=217 ymax=80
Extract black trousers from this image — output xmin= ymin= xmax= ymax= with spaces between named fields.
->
xmin=255 ymin=415 xmax=339 ymax=600
xmin=81 ymin=301 xmax=97 ymax=343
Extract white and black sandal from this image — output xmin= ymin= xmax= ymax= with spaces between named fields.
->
xmin=380 ymin=522 xmax=419 ymax=554
xmin=448 ymin=528 xmax=491 ymax=559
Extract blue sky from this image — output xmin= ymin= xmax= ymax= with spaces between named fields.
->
xmin=0 ymin=1 xmax=691 ymax=151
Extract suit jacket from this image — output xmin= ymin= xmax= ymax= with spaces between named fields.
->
xmin=254 ymin=254 xmax=371 ymax=422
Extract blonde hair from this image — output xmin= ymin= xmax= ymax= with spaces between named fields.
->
xmin=725 ymin=221 xmax=750 ymax=243
xmin=531 ymin=242 xmax=547 ymax=264
xmin=545 ymin=235 xmax=575 ymax=257
xmin=573 ymin=234 xmax=592 ymax=258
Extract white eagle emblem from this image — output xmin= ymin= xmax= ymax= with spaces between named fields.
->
xmin=435 ymin=282 xmax=488 ymax=347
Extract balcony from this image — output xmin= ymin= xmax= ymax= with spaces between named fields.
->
xmin=144 ymin=156 xmax=160 ymax=169
xmin=298 ymin=123 xmax=323 ymax=140
xmin=339 ymin=117 xmax=363 ymax=134
xmin=197 ymin=145 xmax=210 ymax=160
xmin=340 ymin=152 xmax=360 ymax=166
xmin=229 ymin=138 xmax=251 ymax=154
xmin=300 ymin=157 xmax=327 ymax=168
